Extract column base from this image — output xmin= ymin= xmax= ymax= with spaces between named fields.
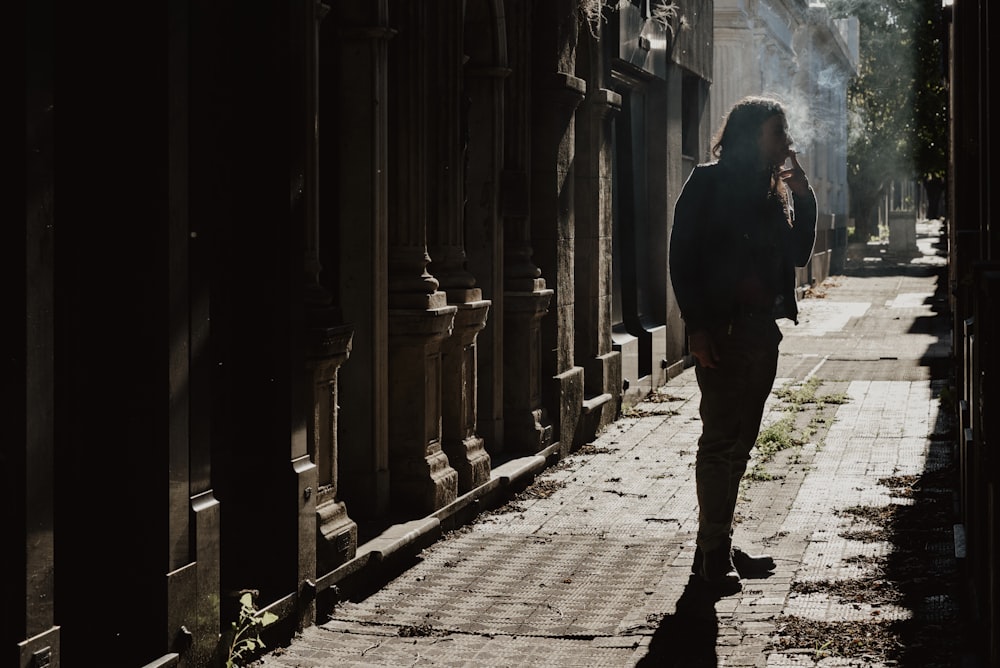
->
xmin=390 ymin=447 xmax=459 ymax=513
xmin=613 ymin=328 xmax=643 ymax=409
xmin=441 ymin=298 xmax=492 ymax=493
xmin=388 ymin=303 xmax=460 ymax=515
xmin=576 ymin=350 xmax=621 ymax=446
xmin=444 ymin=434 xmax=491 ymax=492
xmin=316 ymin=499 xmax=358 ymax=573
xmin=504 ymin=290 xmax=554 ymax=453
xmin=549 ymin=366 xmax=584 ymax=456
xmin=505 ymin=407 xmax=554 ymax=454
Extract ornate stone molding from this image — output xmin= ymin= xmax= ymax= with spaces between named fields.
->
xmin=441 ymin=299 xmax=492 ymax=492
xmin=388 ymin=305 xmax=460 ymax=513
xmin=503 ymin=290 xmax=555 ymax=452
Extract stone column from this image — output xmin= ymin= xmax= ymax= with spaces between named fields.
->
xmin=307 ymin=325 xmax=357 ymax=574
xmin=426 ymin=1 xmax=492 ymax=493
xmin=502 ymin=0 xmax=554 ymax=453
xmin=387 ymin=312 xmax=458 ymax=512
xmin=388 ymin=0 xmax=459 ymax=513
xmin=294 ymin=0 xmax=360 ymax=588
xmin=503 ymin=289 xmax=553 ymax=452
xmin=331 ymin=2 xmax=392 ymax=519
xmin=532 ymin=68 xmax=587 ymax=456
xmin=427 ymin=2 xmax=478 ymax=297
xmin=531 ymin=1 xmax=586 ymax=455
xmin=710 ymin=3 xmax=757 ymax=138
xmin=293 ymin=0 xmax=330 ymax=629
xmin=463 ymin=50 xmax=510 ymax=455
xmin=574 ymin=85 xmax=623 ymax=443
xmin=441 ymin=305 xmax=491 ymax=492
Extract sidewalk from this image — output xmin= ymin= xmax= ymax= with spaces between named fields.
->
xmin=258 ymin=220 xmax=968 ymax=667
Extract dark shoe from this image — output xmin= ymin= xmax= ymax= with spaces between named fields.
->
xmin=731 ymin=546 xmax=775 ymax=577
xmin=692 ymin=545 xmax=775 ymax=578
xmin=697 ymin=546 xmax=741 ymax=592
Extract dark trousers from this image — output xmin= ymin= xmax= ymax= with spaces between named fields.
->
xmin=693 ymin=315 xmax=781 ymax=553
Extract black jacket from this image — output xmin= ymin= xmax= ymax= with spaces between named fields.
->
xmin=669 ymin=161 xmax=817 ymax=334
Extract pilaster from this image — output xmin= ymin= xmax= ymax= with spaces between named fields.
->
xmin=388 ymin=307 xmax=459 ymax=513
xmin=500 ymin=0 xmax=554 ymax=453
xmin=306 ymin=324 xmax=358 ymax=574
xmin=296 ymin=0 xmax=360 ymax=597
xmin=575 ymin=87 xmax=623 ymax=442
xmin=331 ymin=2 xmax=392 ymax=519
xmin=464 ymin=57 xmax=510 ymax=453
xmin=441 ymin=300 xmax=492 ymax=492
xmin=503 ymin=290 xmax=554 ymax=452
xmin=532 ymin=68 xmax=587 ymax=454
xmin=502 ymin=0 xmax=543 ymax=290
xmin=387 ymin=0 xmax=460 ymax=513
xmin=427 ymin=0 xmax=478 ymax=295
xmin=426 ymin=2 xmax=493 ymax=492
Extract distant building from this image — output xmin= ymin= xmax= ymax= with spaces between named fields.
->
xmin=712 ymin=0 xmax=857 ymax=280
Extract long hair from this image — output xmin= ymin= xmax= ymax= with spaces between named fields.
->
xmin=712 ymin=96 xmax=793 ymax=221
xmin=711 ymin=96 xmax=788 ymax=170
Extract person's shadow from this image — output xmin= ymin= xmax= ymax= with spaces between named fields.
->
xmin=634 ymin=575 xmax=726 ymax=667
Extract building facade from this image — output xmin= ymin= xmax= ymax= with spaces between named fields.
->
xmin=711 ymin=0 xmax=856 ymax=281
xmin=11 ymin=1 xmax=712 ymax=666
xmin=946 ymin=0 xmax=1000 ymax=663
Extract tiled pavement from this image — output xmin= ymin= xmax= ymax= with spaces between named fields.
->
xmin=257 ymin=221 xmax=971 ymax=667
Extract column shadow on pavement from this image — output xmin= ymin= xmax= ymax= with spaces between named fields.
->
xmin=635 ymin=575 xmax=724 ymax=668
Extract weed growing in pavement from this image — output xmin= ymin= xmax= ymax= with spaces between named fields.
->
xmin=757 ymin=415 xmax=798 ymax=450
xmin=744 ymin=379 xmax=847 ymax=482
xmin=746 ymin=416 xmax=801 ymax=481
xmin=809 ymin=414 xmax=831 ymax=426
xmin=775 ymin=377 xmax=849 ymax=409
xmin=744 ymin=467 xmax=778 ymax=482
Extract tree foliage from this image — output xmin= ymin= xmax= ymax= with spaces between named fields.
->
xmin=823 ymin=0 xmax=948 ymax=238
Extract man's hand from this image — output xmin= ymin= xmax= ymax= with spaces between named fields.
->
xmin=779 ymin=151 xmax=810 ymax=197
xmin=689 ymin=330 xmax=720 ymax=369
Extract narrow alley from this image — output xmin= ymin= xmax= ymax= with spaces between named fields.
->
xmin=256 ymin=220 xmax=966 ymax=667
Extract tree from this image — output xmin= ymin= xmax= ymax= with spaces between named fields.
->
xmin=912 ymin=0 xmax=949 ymax=219
xmin=824 ymin=0 xmax=948 ymax=239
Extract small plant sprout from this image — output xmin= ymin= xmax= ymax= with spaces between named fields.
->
xmin=226 ymin=590 xmax=279 ymax=668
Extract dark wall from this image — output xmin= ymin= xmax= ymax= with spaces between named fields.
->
xmin=197 ymin=0 xmax=303 ymax=608
xmin=22 ymin=0 xmax=307 ymax=664
xmin=52 ymin=1 xmax=171 ymax=661
xmin=8 ymin=0 xmax=56 ymax=656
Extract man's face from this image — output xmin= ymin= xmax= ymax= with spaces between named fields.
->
xmin=758 ymin=114 xmax=792 ymax=168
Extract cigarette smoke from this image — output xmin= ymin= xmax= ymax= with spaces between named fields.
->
xmin=770 ymin=63 xmax=850 ymax=156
